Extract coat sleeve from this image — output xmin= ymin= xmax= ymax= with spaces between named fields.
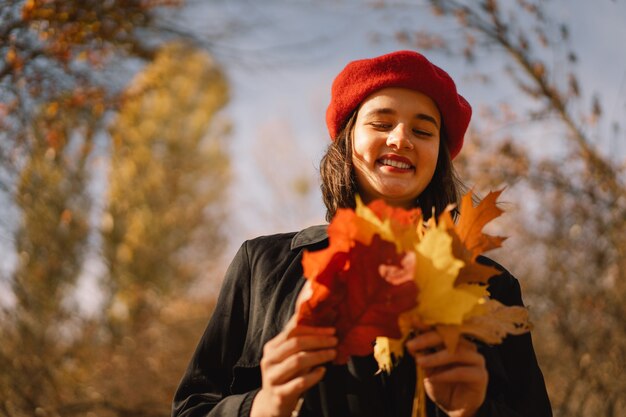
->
xmin=172 ymin=242 xmax=260 ymax=417
xmin=475 ymin=268 xmax=553 ymax=417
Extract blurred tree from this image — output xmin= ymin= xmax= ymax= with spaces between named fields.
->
xmin=0 ymin=0 xmax=180 ymax=181
xmin=379 ymin=0 xmax=626 ymax=415
xmin=0 ymin=92 xmax=95 ymax=416
xmin=0 ymin=1 xmax=231 ymax=416
xmin=103 ymin=41 xmax=229 ymax=334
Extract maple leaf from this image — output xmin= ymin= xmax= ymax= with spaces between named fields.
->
xmin=436 ymin=299 xmax=532 ymax=350
xmin=374 ymin=335 xmax=405 ymax=374
xmin=455 ymin=190 xmax=505 ymax=254
xmin=299 ymin=250 xmax=349 ymax=327
xmin=301 ymin=191 xmax=527 ymax=374
xmin=355 ymin=197 xmax=422 ymax=253
xmin=371 ymin=199 xmax=423 ymax=252
xmin=298 ymin=204 xmax=403 ymax=332
xmin=375 ymin=220 xmax=483 ymax=368
xmin=414 ymin=222 xmax=479 ymax=326
xmin=298 ymin=235 xmax=418 ymax=364
xmin=441 ymin=190 xmax=507 ymax=285
xmin=375 ymin=191 xmax=515 ymax=366
xmin=367 ymin=199 xmax=422 ymax=226
xmin=364 ymin=192 xmax=530 ymax=417
xmin=327 ymin=207 xmax=378 ymax=249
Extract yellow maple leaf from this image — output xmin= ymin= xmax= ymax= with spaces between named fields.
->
xmin=367 ymin=191 xmax=530 ymax=417
xmin=374 ymin=190 xmax=519 ymax=369
xmin=354 ymin=197 xmax=395 ymax=244
xmin=373 ymin=336 xmax=405 ymax=374
xmin=375 ymin=221 xmax=485 ymax=368
xmin=414 ymin=222 xmax=479 ymax=326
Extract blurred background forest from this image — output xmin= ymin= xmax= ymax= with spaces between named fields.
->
xmin=0 ymin=0 xmax=625 ymax=416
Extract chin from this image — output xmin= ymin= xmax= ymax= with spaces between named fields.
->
xmin=380 ymin=188 xmax=420 ymax=201
xmin=378 ymin=194 xmax=419 ymax=208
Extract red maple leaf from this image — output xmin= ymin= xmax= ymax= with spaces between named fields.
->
xmin=298 ymin=235 xmax=417 ymax=364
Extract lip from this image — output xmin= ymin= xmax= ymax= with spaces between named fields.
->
xmin=376 ymin=154 xmax=415 ymax=171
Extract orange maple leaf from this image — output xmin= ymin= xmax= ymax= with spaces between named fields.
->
xmin=368 ymin=200 xmax=422 ymax=226
xmin=442 ymin=190 xmax=507 ymax=285
xmin=328 ymin=207 xmax=379 ymax=248
xmin=367 ymin=199 xmax=422 ymax=252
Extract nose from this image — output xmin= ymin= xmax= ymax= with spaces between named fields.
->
xmin=386 ymin=124 xmax=414 ymax=150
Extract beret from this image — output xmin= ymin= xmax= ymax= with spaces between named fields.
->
xmin=325 ymin=50 xmax=472 ymax=159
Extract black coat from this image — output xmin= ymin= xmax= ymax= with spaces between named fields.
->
xmin=172 ymin=225 xmax=552 ymax=417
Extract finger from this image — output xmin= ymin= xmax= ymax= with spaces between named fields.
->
xmin=275 ymin=366 xmax=326 ymax=398
xmin=266 ymin=348 xmax=336 ymax=385
xmin=417 ymin=347 xmax=485 ymax=369
xmin=425 ymin=365 xmax=488 ymax=384
xmin=410 ymin=316 xmax=432 ymax=331
xmin=281 ymin=314 xmax=300 ymax=336
xmin=266 ymin=349 xmax=333 ymax=385
xmin=264 ymin=334 xmax=338 ymax=365
xmin=287 ymin=323 xmax=336 ymax=338
xmin=266 ymin=318 xmax=295 ymax=347
xmin=282 ymin=311 xmax=336 ymax=336
xmin=405 ymin=330 xmax=444 ymax=354
xmin=265 ymin=318 xmax=335 ymax=352
xmin=457 ymin=336 xmax=479 ymax=352
xmin=295 ymin=280 xmax=313 ymax=311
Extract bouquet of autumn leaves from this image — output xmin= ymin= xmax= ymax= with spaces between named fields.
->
xmin=295 ymin=191 xmax=531 ymax=416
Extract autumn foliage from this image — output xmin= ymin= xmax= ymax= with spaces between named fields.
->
xmin=298 ymin=224 xmax=418 ymax=363
xmin=0 ymin=2 xmax=229 ymax=416
xmin=296 ymin=192 xmax=530 ymax=417
xmin=297 ymin=192 xmax=530 ymax=369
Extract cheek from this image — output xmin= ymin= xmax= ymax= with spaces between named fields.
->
xmin=414 ymin=143 xmax=440 ymax=187
xmin=352 ymin=128 xmax=377 ymax=161
xmin=422 ymin=142 xmax=440 ymax=170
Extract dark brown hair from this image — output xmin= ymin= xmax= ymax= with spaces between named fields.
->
xmin=320 ymin=111 xmax=465 ymax=222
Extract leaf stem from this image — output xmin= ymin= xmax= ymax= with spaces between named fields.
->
xmin=412 ymin=364 xmax=427 ymax=417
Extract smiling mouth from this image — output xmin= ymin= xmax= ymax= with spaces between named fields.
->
xmin=378 ymin=157 xmax=414 ymax=170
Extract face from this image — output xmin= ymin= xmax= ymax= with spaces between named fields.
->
xmin=352 ymin=87 xmax=441 ymax=208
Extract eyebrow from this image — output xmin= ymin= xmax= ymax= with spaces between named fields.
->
xmin=363 ymin=108 xmax=440 ymax=128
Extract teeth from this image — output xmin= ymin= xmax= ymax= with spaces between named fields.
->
xmin=381 ymin=158 xmax=411 ymax=169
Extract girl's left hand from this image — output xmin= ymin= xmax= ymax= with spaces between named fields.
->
xmin=405 ymin=329 xmax=488 ymax=417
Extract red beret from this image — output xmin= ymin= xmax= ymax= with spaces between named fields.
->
xmin=326 ymin=50 xmax=471 ymax=159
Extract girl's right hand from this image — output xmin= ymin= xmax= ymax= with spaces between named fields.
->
xmin=250 ymin=315 xmax=337 ymax=417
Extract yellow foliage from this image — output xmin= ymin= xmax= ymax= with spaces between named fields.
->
xmin=366 ymin=192 xmax=530 ymax=371
xmin=104 ymin=41 xmax=230 ymax=312
xmin=414 ymin=223 xmax=475 ymax=325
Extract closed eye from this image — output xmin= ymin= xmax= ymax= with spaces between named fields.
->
xmin=412 ymin=129 xmax=434 ymax=137
xmin=369 ymin=122 xmax=393 ymax=130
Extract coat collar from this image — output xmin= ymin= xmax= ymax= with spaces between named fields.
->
xmin=290 ymin=224 xmax=328 ymax=250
